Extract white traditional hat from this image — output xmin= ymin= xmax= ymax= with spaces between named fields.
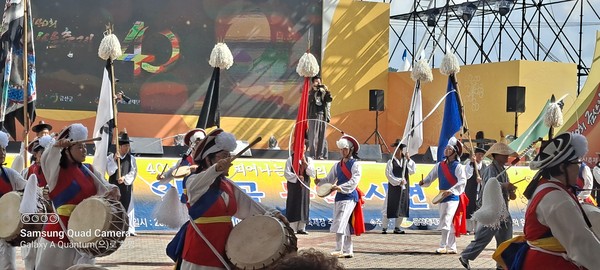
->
xmin=336 ymin=134 xmax=360 ymax=155
xmin=0 ymin=131 xmax=8 ymax=149
xmin=57 ymin=123 xmax=88 ymax=142
xmin=485 ymin=142 xmax=517 ymax=157
xmin=530 ymin=132 xmax=587 ymax=170
xmin=193 ymin=129 xmax=237 ymax=162
xmin=184 ymin=128 xmax=206 ymax=147
xmin=447 ymin=137 xmax=463 ymax=156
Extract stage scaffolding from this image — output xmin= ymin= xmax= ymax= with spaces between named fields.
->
xmin=385 ymin=0 xmax=600 ymax=92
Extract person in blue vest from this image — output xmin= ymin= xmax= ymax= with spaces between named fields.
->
xmin=419 ymin=137 xmax=467 ymax=254
xmin=314 ymin=134 xmax=364 ymax=258
xmin=0 ymin=131 xmax=27 ymax=270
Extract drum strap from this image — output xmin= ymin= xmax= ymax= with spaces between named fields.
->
xmin=56 ymin=204 xmax=76 ymax=216
xmin=193 ymin=216 xmax=231 ymax=224
xmin=440 ymin=161 xmax=458 ymax=186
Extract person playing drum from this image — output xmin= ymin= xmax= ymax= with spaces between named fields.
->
xmin=494 ymin=132 xmax=600 ymax=269
xmin=0 ymin=131 xmax=27 ymax=269
xmin=419 ymin=137 xmax=467 ymax=254
xmin=166 ymin=128 xmax=286 ymax=269
xmin=284 ymin=140 xmax=315 ymax=235
xmin=314 ymin=134 xmax=365 ymax=259
xmin=157 ymin=128 xmax=206 ymax=204
xmin=36 ymin=123 xmax=120 ymax=270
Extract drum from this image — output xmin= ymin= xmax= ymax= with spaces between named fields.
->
xmin=68 ymin=196 xmax=129 ymax=257
xmin=316 ymin=183 xmax=334 ymax=198
xmin=172 ymin=166 xmax=191 ymax=178
xmin=0 ymin=191 xmax=48 ymax=246
xmin=432 ymin=190 xmax=450 ymax=204
xmin=581 ymin=203 xmax=600 ymax=237
xmin=226 ymin=215 xmax=297 ymax=269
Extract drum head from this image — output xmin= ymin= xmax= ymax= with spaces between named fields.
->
xmin=0 ymin=192 xmax=22 ymax=239
xmin=68 ymin=197 xmax=112 ymax=243
xmin=226 ymin=215 xmax=287 ymax=269
xmin=431 ymin=191 xmax=447 ymax=204
xmin=172 ymin=166 xmax=191 ymax=178
xmin=316 ymin=183 xmax=333 ymax=198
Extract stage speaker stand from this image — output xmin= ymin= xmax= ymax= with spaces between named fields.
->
xmin=365 ymin=89 xmax=390 ymax=153
xmin=506 ymin=86 xmax=526 ymax=138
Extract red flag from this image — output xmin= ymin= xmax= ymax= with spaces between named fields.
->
xmin=292 ymin=77 xmax=310 ymax=174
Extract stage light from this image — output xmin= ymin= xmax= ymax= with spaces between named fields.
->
xmin=427 ymin=9 xmax=439 ymax=27
xmin=460 ymin=2 xmax=477 ymax=22
xmin=497 ymin=0 xmax=513 ymax=16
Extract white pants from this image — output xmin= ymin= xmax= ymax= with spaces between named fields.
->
xmin=35 ymin=238 xmax=95 ymax=270
xmin=290 ymin=221 xmax=306 ymax=232
xmin=21 ymin=239 xmax=38 ymax=270
xmin=0 ymin=240 xmax=15 ymax=270
xmin=438 ymin=200 xmax=459 ymax=250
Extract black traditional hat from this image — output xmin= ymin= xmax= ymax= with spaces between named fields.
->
xmin=391 ymin=139 xmax=406 ymax=149
xmin=32 ymin=121 xmax=52 ymax=133
xmin=118 ymin=132 xmax=132 ymax=144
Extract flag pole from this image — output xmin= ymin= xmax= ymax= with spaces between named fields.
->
xmin=22 ymin=0 xmax=30 ymax=167
xmin=106 ymin=25 xmax=121 ymax=179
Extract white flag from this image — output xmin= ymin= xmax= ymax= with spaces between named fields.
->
xmin=92 ymin=61 xmax=114 ymax=178
xmin=401 ymin=85 xmax=423 ymax=155
xmin=401 ymin=49 xmax=411 ymax=72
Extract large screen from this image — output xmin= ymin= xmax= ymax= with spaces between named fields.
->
xmin=31 ymin=0 xmax=322 ymax=119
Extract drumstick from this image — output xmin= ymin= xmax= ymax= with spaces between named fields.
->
xmin=512 ymin=176 xmax=531 ymax=185
xmin=159 ymin=163 xmax=168 ymax=176
xmin=71 ymin=137 xmax=102 ymax=144
xmin=231 ymin=136 xmax=262 ymax=161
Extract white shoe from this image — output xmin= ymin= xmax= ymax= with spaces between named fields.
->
xmin=447 ymin=249 xmax=458 ymax=254
xmin=435 ymin=247 xmax=447 ymax=254
xmin=330 ymin=251 xmax=343 ymax=257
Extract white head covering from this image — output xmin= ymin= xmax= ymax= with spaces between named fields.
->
xmin=530 ymin=132 xmax=587 ymax=170
xmin=193 ymin=129 xmax=237 ymax=162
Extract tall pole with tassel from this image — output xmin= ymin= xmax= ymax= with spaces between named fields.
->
xmin=98 ymin=24 xmax=123 ymax=178
xmin=22 ymin=0 xmax=30 ymax=167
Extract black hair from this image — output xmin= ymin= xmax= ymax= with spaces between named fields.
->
xmin=311 ymin=76 xmax=321 ymax=82
xmin=59 ymin=146 xmax=82 ymax=169
xmin=523 ymin=160 xmax=571 ymax=199
xmin=197 ymin=152 xmax=218 ymax=172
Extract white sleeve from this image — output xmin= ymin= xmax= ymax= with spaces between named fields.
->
xmin=185 ymin=165 xmax=222 ymax=205
xmin=337 ymin=162 xmax=360 ymax=194
xmin=283 ymin=157 xmax=297 ymax=183
xmin=421 ymin=164 xmax=438 ymax=188
xmin=320 ymin=165 xmax=337 ymax=185
xmin=106 ymin=153 xmax=118 ymax=176
xmin=231 ymin=179 xmax=275 ymax=219
xmin=449 ymin=164 xmax=467 ymax=195
xmin=465 ymin=162 xmax=474 ymax=179
xmin=385 ymin=160 xmax=402 ymax=186
xmin=578 ymin=165 xmax=593 ymax=200
xmin=537 ymin=190 xmax=600 ymax=269
xmin=594 ymin=166 xmax=600 ymax=185
xmin=305 ymin=157 xmax=316 ymax=178
xmin=158 ymin=160 xmax=180 ymax=185
xmin=40 ymin=140 xmax=62 ymax=192
xmin=123 ymin=156 xmax=137 ymax=185
xmin=7 ymin=167 xmax=27 ymax=190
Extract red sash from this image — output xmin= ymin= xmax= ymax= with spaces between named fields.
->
xmin=440 ymin=161 xmax=458 ymax=186
xmin=340 ymin=160 xmax=352 ymax=180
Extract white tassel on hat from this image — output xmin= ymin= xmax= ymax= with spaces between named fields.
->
xmin=209 ymin=42 xmax=234 ymax=69
xmin=153 ymin=188 xmax=188 ymax=229
xmin=544 ymin=102 xmax=563 ymax=128
xmin=38 ymin=135 xmax=54 ymax=149
xmin=11 ymin=142 xmax=24 ymax=172
xmin=20 ymin=174 xmax=41 ymax=214
xmin=98 ymin=33 xmax=122 ymax=60
xmin=0 ymin=131 xmax=8 ymax=149
xmin=439 ymin=50 xmax=461 ymax=76
xmin=69 ymin=124 xmax=88 ymax=142
xmin=296 ymin=52 xmax=320 ymax=78
xmin=411 ymin=58 xmax=433 ymax=83
xmin=472 ymin=177 xmax=510 ymax=228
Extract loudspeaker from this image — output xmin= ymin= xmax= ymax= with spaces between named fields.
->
xmin=130 ymin=137 xmax=164 ymax=155
xmin=506 ymin=86 xmax=525 ymax=113
xmin=369 ymin=89 xmax=384 ymax=111
xmin=359 ymin=144 xmax=382 ymax=161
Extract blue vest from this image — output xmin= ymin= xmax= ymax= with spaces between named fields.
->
xmin=438 ymin=161 xmax=459 ymax=202
xmin=334 ymin=159 xmax=359 ymax=202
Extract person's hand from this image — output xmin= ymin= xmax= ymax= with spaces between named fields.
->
xmin=476 ymin=177 xmax=482 ymax=184
xmin=298 ymin=175 xmax=304 ymax=181
xmin=115 ymin=152 xmax=121 ymax=160
xmin=331 ymin=185 xmax=341 ymax=192
xmin=118 ymin=176 xmax=124 ymax=184
xmin=273 ymin=212 xmax=290 ymax=226
xmin=105 ymin=186 xmax=121 ymax=201
xmin=442 ymin=190 xmax=453 ymax=197
xmin=418 ymin=180 xmax=424 ymax=186
xmin=509 ymin=190 xmax=517 ymax=200
xmin=314 ymin=178 xmax=321 ymax=185
xmin=190 ymin=165 xmax=198 ymax=171
xmin=215 ymin=157 xmax=233 ymax=173
xmin=156 ymin=173 xmax=165 ymax=180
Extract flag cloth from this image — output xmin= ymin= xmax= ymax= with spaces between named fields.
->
xmin=508 ymin=100 xmax=551 ymax=153
xmin=401 ymin=49 xmax=410 ymax=72
xmin=292 ymin=77 xmax=310 ymax=173
xmin=0 ymin=0 xmax=36 ymax=139
xmin=196 ymin=67 xmax=220 ymax=129
xmin=437 ymin=78 xmax=463 ymax=161
xmin=401 ymin=82 xmax=423 ymax=155
xmin=92 ymin=59 xmax=115 ymax=178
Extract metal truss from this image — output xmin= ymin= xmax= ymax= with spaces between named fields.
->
xmin=387 ymin=0 xmax=600 ymax=91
